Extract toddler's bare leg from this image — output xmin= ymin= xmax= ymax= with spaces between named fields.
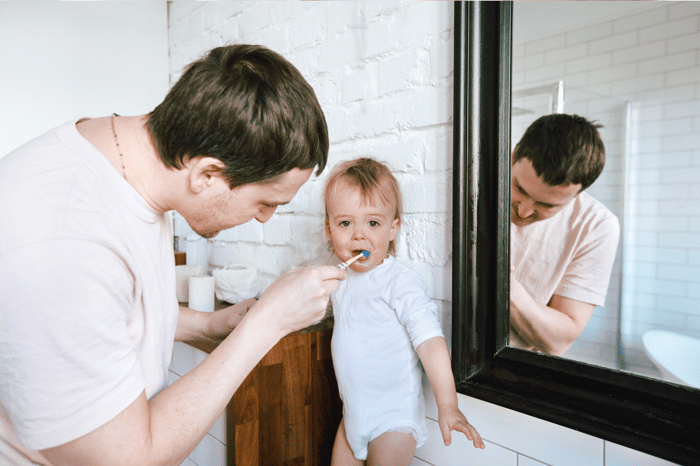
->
xmin=366 ymin=430 xmax=417 ymax=466
xmin=331 ymin=418 xmax=364 ymax=466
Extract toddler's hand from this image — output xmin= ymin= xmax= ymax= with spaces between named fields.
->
xmin=438 ymin=405 xmax=485 ymax=449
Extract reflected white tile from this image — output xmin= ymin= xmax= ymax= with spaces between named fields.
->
xmin=416 ymin=418 xmax=516 ymax=466
xmin=519 ymin=455 xmax=550 ymax=466
xmin=605 ymin=441 xmax=681 ymax=466
xmin=179 ymin=458 xmax=197 ymax=466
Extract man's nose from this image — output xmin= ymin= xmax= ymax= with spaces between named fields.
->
xmin=255 ymin=206 xmax=276 ymax=224
xmin=516 ymin=200 xmax=535 ymax=218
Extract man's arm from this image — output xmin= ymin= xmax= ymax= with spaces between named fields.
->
xmin=175 ymin=298 xmax=257 ymax=344
xmin=41 ymin=266 xmax=345 ymax=466
xmin=509 ymin=276 xmax=595 ymax=356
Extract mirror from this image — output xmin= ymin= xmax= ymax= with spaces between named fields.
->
xmin=451 ymin=2 xmax=699 ymax=465
xmin=509 ymin=1 xmax=700 ymax=389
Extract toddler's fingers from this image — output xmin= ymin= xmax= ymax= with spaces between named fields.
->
xmin=439 ymin=422 xmax=452 ymax=446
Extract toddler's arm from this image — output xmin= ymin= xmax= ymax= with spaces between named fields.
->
xmin=416 ymin=336 xmax=485 ymax=449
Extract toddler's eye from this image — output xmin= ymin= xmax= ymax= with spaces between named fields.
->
xmin=339 ymin=221 xmax=351 ymax=227
xmin=368 ymin=220 xmax=379 ymax=227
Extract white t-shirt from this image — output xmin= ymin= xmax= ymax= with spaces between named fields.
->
xmin=0 ymin=119 xmax=179 ymax=458
xmin=511 ymin=191 xmax=620 ymax=307
xmin=330 ymin=255 xmax=444 ymax=460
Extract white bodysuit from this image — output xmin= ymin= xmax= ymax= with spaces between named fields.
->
xmin=330 ymin=255 xmax=444 ymax=460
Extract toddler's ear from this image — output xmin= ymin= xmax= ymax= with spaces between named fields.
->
xmin=389 ymin=217 xmax=401 ymax=241
xmin=324 ymin=221 xmax=332 ymax=240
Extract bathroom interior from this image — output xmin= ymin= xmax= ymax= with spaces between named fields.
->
xmin=511 ymin=2 xmax=700 ymax=389
xmin=1 ymin=1 xmax=698 ymax=466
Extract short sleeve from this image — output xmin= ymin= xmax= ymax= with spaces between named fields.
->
xmin=390 ymin=269 xmax=444 ymax=349
xmin=0 ymin=238 xmax=146 ymax=450
xmin=555 ymin=214 xmax=621 ymax=307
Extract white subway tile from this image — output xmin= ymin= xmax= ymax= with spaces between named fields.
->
xmin=640 ymin=17 xmax=698 ymax=45
xmin=612 ymin=41 xmax=665 ymax=65
xmin=416 ymin=418 xmax=517 ymax=466
xmin=667 ymin=66 xmax=700 ymax=88
xmin=518 ymin=455 xmax=550 ymax=466
xmin=567 ymin=22 xmax=613 ymax=46
xmin=669 ymin=1 xmax=700 ymax=20
xmin=589 ymin=31 xmax=638 ymax=56
xmin=525 ymin=62 xmax=566 ymax=83
xmin=189 ymin=433 xmax=226 ymax=466
xmin=588 ymin=63 xmax=637 ymax=85
xmin=613 ymin=7 xmax=668 ymax=35
xmin=639 ymin=51 xmax=696 ymax=77
xmin=605 ymin=441 xmax=681 ymax=466
xmin=668 ymin=31 xmax=700 ymax=55
xmin=544 ymin=43 xmax=587 ymax=66
xmin=170 ymin=342 xmax=207 ymax=377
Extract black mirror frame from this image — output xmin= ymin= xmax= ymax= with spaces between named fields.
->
xmin=451 ymin=2 xmax=699 ymax=465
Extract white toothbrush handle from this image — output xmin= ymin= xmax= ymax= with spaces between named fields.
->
xmin=337 ymin=252 xmax=365 ymax=270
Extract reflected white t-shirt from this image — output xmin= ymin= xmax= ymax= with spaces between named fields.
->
xmin=0 ymin=119 xmax=178 ymax=458
xmin=511 ymin=191 xmax=620 ymax=307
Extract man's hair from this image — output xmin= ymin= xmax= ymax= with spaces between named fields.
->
xmin=513 ymin=113 xmax=605 ymax=191
xmin=323 ymin=157 xmax=402 ymax=255
xmin=147 ymin=44 xmax=328 ymax=189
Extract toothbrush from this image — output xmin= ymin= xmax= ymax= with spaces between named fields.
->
xmin=336 ymin=250 xmax=370 ymax=270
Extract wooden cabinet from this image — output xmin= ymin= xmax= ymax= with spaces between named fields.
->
xmin=188 ymin=317 xmax=342 ymax=466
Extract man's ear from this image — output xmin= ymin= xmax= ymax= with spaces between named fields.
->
xmin=187 ymin=157 xmax=226 ymax=194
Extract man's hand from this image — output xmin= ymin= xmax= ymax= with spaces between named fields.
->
xmin=252 ymin=265 xmax=345 ymax=338
xmin=203 ymin=298 xmax=257 ymax=342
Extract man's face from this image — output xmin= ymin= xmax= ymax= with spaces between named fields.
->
xmin=186 ymin=168 xmax=313 ymax=238
xmin=510 ymin=158 xmax=581 ymax=227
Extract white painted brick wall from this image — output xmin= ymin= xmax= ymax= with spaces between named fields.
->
xmin=168 ymin=2 xmax=689 ymax=466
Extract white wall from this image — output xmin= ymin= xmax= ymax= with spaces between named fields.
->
xmin=0 ymin=1 xmax=169 ymax=158
xmin=167 ymin=2 xmax=681 ymax=466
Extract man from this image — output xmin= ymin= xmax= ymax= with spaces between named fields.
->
xmin=509 ymin=114 xmax=620 ymax=357
xmin=0 ymin=44 xmax=345 ymax=465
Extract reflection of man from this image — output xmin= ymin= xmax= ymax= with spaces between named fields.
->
xmin=509 ymin=114 xmax=620 ymax=356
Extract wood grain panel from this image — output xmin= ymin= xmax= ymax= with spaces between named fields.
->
xmin=224 ymin=328 xmax=342 ymax=466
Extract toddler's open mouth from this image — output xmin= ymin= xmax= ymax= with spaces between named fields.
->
xmin=352 ymin=249 xmax=368 ymax=260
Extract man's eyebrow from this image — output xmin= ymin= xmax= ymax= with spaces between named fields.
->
xmin=513 ymin=178 xmax=559 ymax=208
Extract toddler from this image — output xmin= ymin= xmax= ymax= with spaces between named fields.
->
xmin=324 ymin=158 xmax=485 ymax=466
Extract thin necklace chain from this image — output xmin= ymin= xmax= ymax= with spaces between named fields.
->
xmin=110 ymin=113 xmax=127 ymax=181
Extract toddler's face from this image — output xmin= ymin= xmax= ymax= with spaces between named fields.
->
xmin=325 ymin=181 xmax=399 ymax=273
